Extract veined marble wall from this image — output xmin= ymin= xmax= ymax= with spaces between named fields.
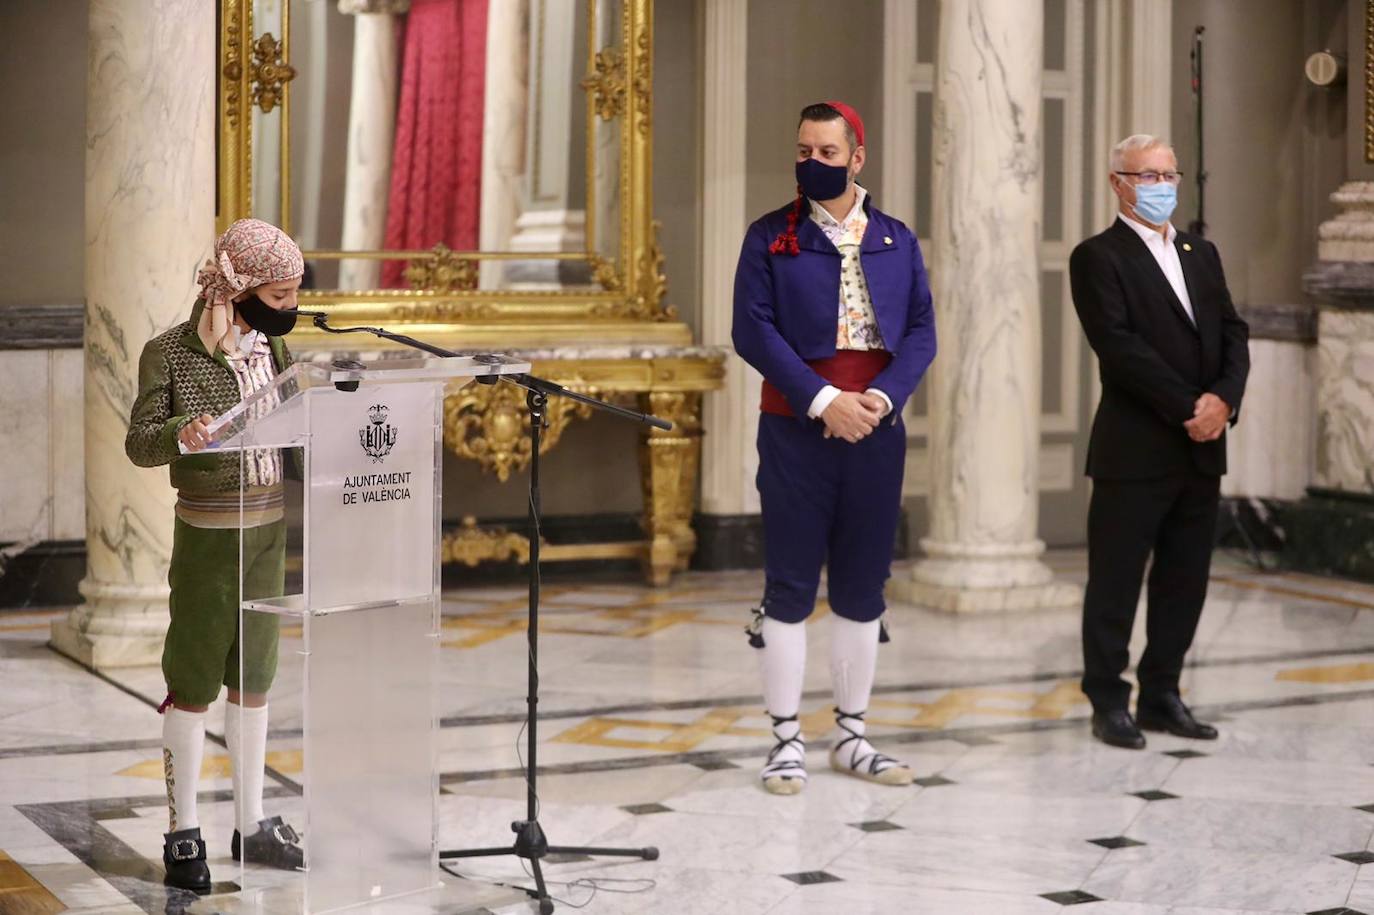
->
xmin=337 ymin=2 xmax=403 ymax=290
xmin=1306 ymin=184 xmax=1374 ymax=498
xmin=1222 ymin=338 xmax=1316 ymax=501
xmin=51 ymin=0 xmax=216 ymax=666
xmin=0 ymin=350 xmax=84 ymax=547
xmin=478 ymin=0 xmax=529 ymax=288
xmin=508 ymin=0 xmax=587 ymax=285
xmin=1314 ymin=310 xmax=1374 ymax=493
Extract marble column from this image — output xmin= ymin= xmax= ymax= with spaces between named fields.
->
xmin=251 ymin=0 xmax=284 ymax=226
xmin=507 ymin=0 xmax=585 ymax=287
xmin=889 ymin=0 xmax=1080 ymax=613
xmin=590 ymin=0 xmax=622 ymax=272
xmin=1290 ymin=183 xmax=1374 ymax=580
xmin=697 ymin=0 xmax=758 ymax=534
xmin=1128 ymin=0 xmax=1173 ymax=138
xmin=1306 ymin=182 xmax=1374 ymax=494
xmin=478 ymin=0 xmax=529 ymax=288
xmin=337 ymin=0 xmax=408 ymax=290
xmin=51 ymin=0 xmax=217 ymax=667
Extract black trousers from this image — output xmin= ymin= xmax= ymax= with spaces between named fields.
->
xmin=1081 ymin=472 xmax=1221 ymax=712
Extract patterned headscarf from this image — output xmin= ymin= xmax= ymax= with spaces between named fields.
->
xmin=195 ymin=219 xmax=304 ymax=354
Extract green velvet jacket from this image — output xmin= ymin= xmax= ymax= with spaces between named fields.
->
xmin=125 ymin=300 xmax=292 ymax=494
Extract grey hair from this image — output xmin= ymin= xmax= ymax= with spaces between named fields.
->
xmin=1110 ymin=134 xmax=1172 ymax=172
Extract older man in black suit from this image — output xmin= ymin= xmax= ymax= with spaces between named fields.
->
xmin=1069 ymin=134 xmax=1250 ymax=750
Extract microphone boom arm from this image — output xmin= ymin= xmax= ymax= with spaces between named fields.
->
xmin=299 ymin=311 xmax=672 ymax=431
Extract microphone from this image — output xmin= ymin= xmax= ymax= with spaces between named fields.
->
xmin=288 ymin=313 xmax=673 ymax=430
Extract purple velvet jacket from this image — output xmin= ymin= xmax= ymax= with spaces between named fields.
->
xmin=731 ymin=194 xmax=937 ymax=420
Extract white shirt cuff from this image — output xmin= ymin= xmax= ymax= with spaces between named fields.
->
xmin=865 ymin=387 xmax=893 ymax=419
xmin=807 ymin=385 xmax=842 ymax=419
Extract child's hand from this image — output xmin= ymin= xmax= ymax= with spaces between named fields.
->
xmin=178 ymin=414 xmax=215 ymax=452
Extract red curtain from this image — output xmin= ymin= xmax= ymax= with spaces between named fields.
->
xmin=381 ymin=0 xmax=489 ymax=287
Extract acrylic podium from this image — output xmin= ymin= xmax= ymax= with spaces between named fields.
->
xmin=200 ymin=355 xmax=529 ymax=915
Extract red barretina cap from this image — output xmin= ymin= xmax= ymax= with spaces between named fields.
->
xmin=824 ymin=100 xmax=865 ymax=149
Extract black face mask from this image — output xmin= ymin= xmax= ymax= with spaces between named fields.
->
xmin=237 ymin=294 xmax=299 ymax=336
xmin=796 ymin=156 xmax=851 ymax=201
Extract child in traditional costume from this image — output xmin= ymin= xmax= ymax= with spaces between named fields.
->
xmin=127 ymin=218 xmax=308 ymax=893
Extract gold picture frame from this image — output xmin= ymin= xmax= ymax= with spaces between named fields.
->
xmin=215 ymin=0 xmax=688 ymax=347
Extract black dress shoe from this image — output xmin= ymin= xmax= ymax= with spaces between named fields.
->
xmin=1137 ymin=694 xmax=1218 ymax=740
xmin=232 ymin=815 xmax=304 ymax=870
xmin=1091 ymin=709 xmax=1146 ymax=750
xmin=163 ymin=827 xmax=212 ymax=895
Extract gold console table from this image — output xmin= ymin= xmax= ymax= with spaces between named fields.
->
xmin=297 ymin=340 xmax=726 ymax=586
xmin=441 ymin=345 xmax=726 ymax=585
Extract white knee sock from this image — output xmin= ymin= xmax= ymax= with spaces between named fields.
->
xmin=226 ymin=702 xmax=269 ymax=831
xmin=830 ymin=617 xmax=886 ymax=768
xmin=761 ymin=616 xmax=807 ymax=718
xmin=162 ymin=708 xmax=206 ymax=833
xmin=830 ymin=616 xmax=879 ymax=716
xmin=760 ymin=617 xmax=807 ymax=776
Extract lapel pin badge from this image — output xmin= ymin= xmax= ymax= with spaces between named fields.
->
xmin=883 ymin=236 xmax=893 ymax=245
xmin=1182 ymin=242 xmax=1192 ymax=251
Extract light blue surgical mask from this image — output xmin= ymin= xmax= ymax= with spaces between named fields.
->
xmin=1133 ymin=183 xmax=1177 ymax=225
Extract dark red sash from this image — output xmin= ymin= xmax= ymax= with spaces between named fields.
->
xmin=760 ymin=350 xmax=892 ymax=417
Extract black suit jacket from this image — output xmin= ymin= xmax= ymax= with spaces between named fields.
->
xmin=1069 ymin=218 xmax=1250 ymax=480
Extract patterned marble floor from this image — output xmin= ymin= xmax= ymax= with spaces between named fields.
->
xmin=3 ymin=551 xmax=1374 ymax=914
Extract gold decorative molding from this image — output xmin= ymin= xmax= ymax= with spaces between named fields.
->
xmin=1366 ymin=0 xmax=1374 ymax=162
xmin=582 ymin=46 xmax=627 ymax=121
xmin=223 ymin=19 xmax=245 ymax=127
xmin=387 ymin=301 xmax=499 ymax=323
xmin=636 ymin=221 xmax=672 ymax=318
xmin=250 ymin=32 xmax=297 ymax=114
xmin=443 ymin=379 xmax=597 ymax=481
xmin=591 ymin=222 xmax=672 ymax=320
xmin=439 ymin=517 xmax=648 ymax=567
xmin=588 ymin=254 xmax=624 ymax=292
xmin=637 ymin=391 xmax=702 ymax=585
xmin=632 ymin=30 xmax=653 ymax=136
xmin=217 ymin=0 xmax=251 ymax=233
xmin=441 ymin=516 xmax=530 ymax=566
xmin=403 ymin=244 xmax=479 ymax=292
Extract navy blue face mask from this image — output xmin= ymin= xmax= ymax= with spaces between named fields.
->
xmin=796 ymin=157 xmax=851 ymax=201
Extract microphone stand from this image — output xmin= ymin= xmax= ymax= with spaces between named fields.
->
xmin=301 ymin=311 xmax=663 ymax=914
xmin=1188 ymin=25 xmax=1208 ymax=236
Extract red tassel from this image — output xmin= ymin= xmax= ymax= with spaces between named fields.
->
xmin=769 ymin=189 xmax=805 ymax=257
xmin=157 ymin=692 xmax=176 ymax=714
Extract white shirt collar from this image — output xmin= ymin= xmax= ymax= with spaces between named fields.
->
xmin=236 ymin=328 xmax=263 ymax=356
xmin=1117 ymin=211 xmax=1175 ymax=246
xmin=809 ymin=185 xmax=867 ymax=228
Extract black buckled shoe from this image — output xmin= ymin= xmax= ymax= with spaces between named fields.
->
xmin=163 ymin=827 xmax=212 ymax=895
xmin=1091 ymin=709 xmax=1147 ymax=750
xmin=231 ymin=815 xmax=304 ymax=871
xmin=1138 ymin=694 xmax=1218 ymax=740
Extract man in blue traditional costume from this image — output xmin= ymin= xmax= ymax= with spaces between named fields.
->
xmin=733 ymin=101 xmax=937 ymax=794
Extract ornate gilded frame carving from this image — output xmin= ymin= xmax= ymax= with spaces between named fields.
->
xmin=215 ymin=0 xmax=678 ymax=342
xmin=1366 ymin=0 xmax=1374 ymax=163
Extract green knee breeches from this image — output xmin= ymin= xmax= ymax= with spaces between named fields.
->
xmin=162 ymin=517 xmax=286 ymax=706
